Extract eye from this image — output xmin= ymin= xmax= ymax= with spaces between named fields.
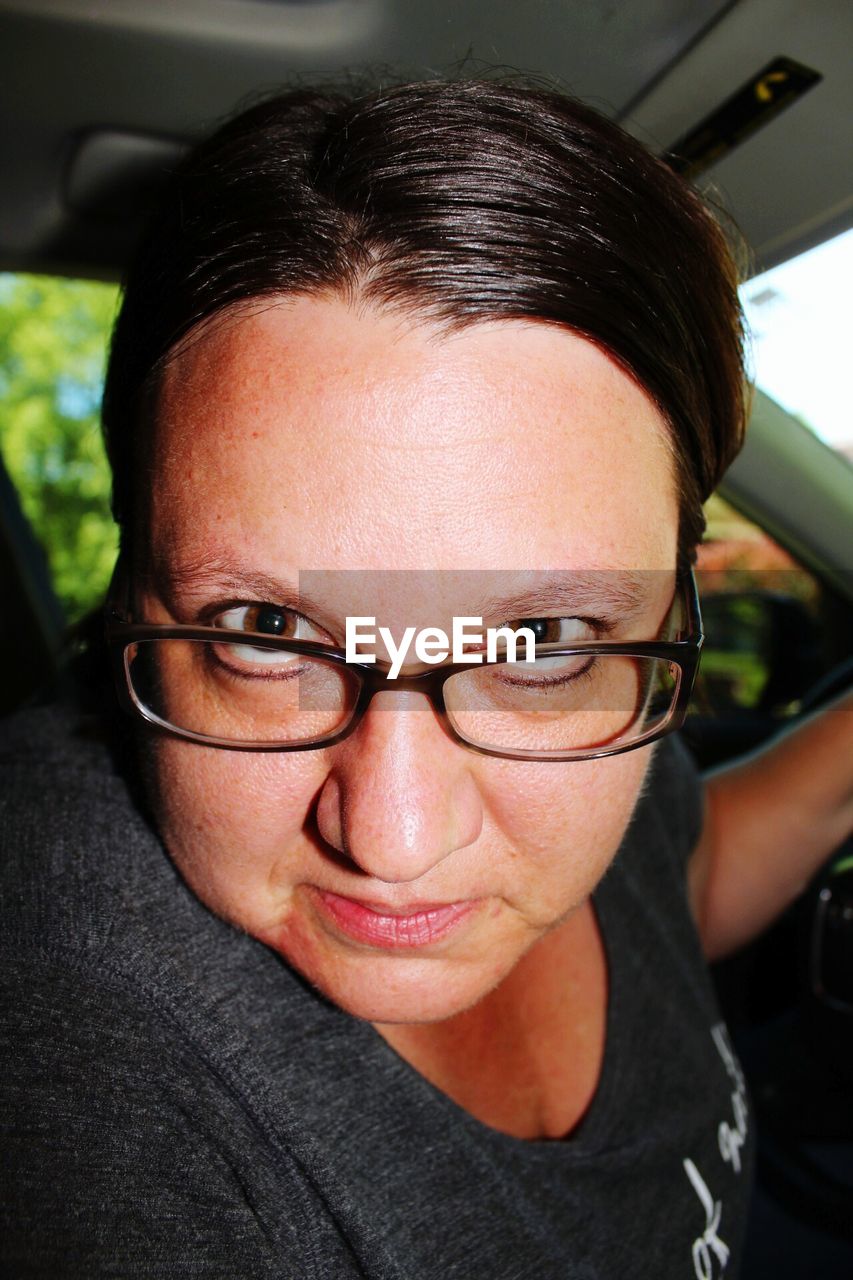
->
xmin=210 ymin=604 xmax=331 ymax=669
xmin=512 ymin=616 xmax=595 ymax=645
xmin=213 ymin=604 xmax=326 ymax=642
xmin=505 ymin=616 xmax=596 ymax=675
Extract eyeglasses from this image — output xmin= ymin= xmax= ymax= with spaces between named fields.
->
xmin=105 ymin=567 xmax=703 ymax=761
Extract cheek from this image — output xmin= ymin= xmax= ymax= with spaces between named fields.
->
xmin=145 ymin=739 xmax=324 ymax=924
xmin=481 ymin=748 xmax=653 ymax=911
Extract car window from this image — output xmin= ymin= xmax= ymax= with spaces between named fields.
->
xmin=695 ymin=494 xmax=823 ymax=714
xmin=0 ymin=272 xmax=120 ymax=624
xmin=740 ymin=227 xmax=853 ymax=464
xmin=684 ymin=491 xmax=851 ymax=769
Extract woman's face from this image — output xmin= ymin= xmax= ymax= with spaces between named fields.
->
xmin=141 ymin=295 xmax=679 ymax=1024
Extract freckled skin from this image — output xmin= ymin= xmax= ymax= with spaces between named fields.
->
xmin=142 ymin=295 xmax=680 ymax=1035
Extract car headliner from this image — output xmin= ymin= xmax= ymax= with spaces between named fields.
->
xmin=1 ymin=0 xmax=851 ymax=603
xmin=1 ymin=0 xmax=851 ymax=281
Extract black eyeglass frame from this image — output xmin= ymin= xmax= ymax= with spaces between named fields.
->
xmin=104 ymin=566 xmax=704 ymax=761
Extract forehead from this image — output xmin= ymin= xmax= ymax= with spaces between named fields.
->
xmin=149 ymin=295 xmax=678 ymax=575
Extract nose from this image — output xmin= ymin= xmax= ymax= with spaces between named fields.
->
xmin=313 ymin=690 xmax=483 ymax=884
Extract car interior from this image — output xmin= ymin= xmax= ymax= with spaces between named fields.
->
xmin=1 ymin=0 xmax=852 ymax=1273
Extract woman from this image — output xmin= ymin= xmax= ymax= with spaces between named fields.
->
xmin=2 ymin=80 xmax=851 ymax=1278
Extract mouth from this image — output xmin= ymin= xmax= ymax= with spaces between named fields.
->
xmin=312 ymin=888 xmax=479 ymax=949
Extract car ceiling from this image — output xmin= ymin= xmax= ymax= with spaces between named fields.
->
xmin=1 ymin=0 xmax=851 ymax=283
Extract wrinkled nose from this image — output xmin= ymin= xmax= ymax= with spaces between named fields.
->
xmin=313 ymin=691 xmax=483 ymax=883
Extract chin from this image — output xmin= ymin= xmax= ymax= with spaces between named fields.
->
xmin=373 ymin=983 xmax=489 ymax=1025
xmin=318 ymin=977 xmax=492 ymax=1026
xmin=271 ymin=929 xmax=502 ymax=1025
xmin=256 ymin=894 xmax=517 ymax=1025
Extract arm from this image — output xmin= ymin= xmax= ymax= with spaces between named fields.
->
xmin=687 ymin=689 xmax=853 ymax=962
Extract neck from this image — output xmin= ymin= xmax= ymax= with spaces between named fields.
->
xmin=373 ymin=899 xmax=608 ymax=1140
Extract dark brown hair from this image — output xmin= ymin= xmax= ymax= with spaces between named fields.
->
xmin=102 ymin=79 xmax=748 ymax=565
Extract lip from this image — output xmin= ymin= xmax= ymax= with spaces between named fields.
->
xmin=313 ymin=888 xmax=479 ymax=949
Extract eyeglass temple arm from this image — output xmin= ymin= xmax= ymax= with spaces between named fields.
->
xmin=682 ymin=568 xmax=704 ymax=643
xmin=104 ymin=554 xmax=133 ymax=625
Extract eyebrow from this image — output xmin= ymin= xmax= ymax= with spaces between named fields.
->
xmin=150 ymin=554 xmax=661 ymax=627
xmin=476 ymin=571 xmax=660 ymax=627
xmin=148 ymin=552 xmax=320 ymax=620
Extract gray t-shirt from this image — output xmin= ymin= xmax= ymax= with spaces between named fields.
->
xmin=0 ymin=703 xmax=754 ymax=1278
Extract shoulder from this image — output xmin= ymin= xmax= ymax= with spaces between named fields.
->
xmin=0 ymin=700 xmax=323 ymax=1121
xmin=601 ymin=732 xmax=707 ymax=936
xmin=0 ymin=697 xmax=141 ymax=828
xmin=0 ymin=703 xmax=356 ymax=1275
xmin=1 ymin=947 xmax=322 ymax=1277
xmin=631 ymin=731 xmax=705 ymax=864
xmin=0 ymin=699 xmax=318 ymax=1041
xmin=0 ymin=701 xmax=171 ymax=965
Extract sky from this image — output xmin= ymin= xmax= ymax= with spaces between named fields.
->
xmin=740 ymin=227 xmax=853 ymax=454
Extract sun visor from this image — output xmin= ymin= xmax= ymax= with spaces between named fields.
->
xmin=63 ymin=129 xmax=187 ymax=222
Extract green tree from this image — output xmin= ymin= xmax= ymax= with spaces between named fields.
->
xmin=0 ymin=273 xmax=121 ymax=622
